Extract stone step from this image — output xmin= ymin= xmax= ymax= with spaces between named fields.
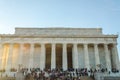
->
xmin=0 ymin=77 xmax=15 ymax=80
xmin=0 ymin=77 xmax=94 ymax=80
xmin=80 ymin=76 xmax=94 ymax=80
xmin=104 ymin=77 xmax=120 ymax=80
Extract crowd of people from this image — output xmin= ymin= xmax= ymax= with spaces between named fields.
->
xmin=23 ymin=68 xmax=82 ymax=80
xmin=22 ymin=68 xmax=83 ymax=80
xmin=19 ymin=67 xmax=119 ymax=80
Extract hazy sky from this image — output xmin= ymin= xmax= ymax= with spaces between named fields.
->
xmin=0 ymin=0 xmax=120 ymax=60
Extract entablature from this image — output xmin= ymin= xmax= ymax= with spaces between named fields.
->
xmin=0 ymin=37 xmax=117 ymax=44
xmin=0 ymin=34 xmax=118 ymax=38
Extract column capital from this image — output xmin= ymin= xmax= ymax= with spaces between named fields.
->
xmin=113 ymin=43 xmax=118 ymax=45
xmin=73 ymin=43 xmax=78 ymax=45
xmin=94 ymin=43 xmax=98 ymax=46
xmin=51 ymin=43 xmax=56 ymax=45
xmin=73 ymin=43 xmax=78 ymax=47
xmin=94 ymin=43 xmax=99 ymax=45
xmin=30 ymin=43 xmax=34 ymax=46
xmin=104 ymin=43 xmax=108 ymax=45
xmin=62 ymin=43 xmax=67 ymax=45
xmin=40 ymin=43 xmax=45 ymax=46
xmin=0 ymin=43 xmax=3 ymax=47
xmin=30 ymin=43 xmax=34 ymax=44
xmin=112 ymin=43 xmax=118 ymax=48
xmin=62 ymin=43 xmax=67 ymax=47
xmin=9 ymin=43 xmax=14 ymax=45
xmin=9 ymin=43 xmax=13 ymax=47
xmin=19 ymin=43 xmax=24 ymax=45
xmin=84 ymin=43 xmax=88 ymax=45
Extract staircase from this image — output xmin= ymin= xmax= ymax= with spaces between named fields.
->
xmin=94 ymin=72 xmax=120 ymax=80
xmin=0 ymin=77 xmax=15 ymax=80
xmin=104 ymin=76 xmax=120 ymax=80
xmin=80 ymin=76 xmax=94 ymax=80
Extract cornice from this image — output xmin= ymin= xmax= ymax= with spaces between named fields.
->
xmin=0 ymin=34 xmax=118 ymax=38
xmin=15 ymin=27 xmax=102 ymax=30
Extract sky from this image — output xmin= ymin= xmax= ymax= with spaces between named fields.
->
xmin=0 ymin=0 xmax=120 ymax=60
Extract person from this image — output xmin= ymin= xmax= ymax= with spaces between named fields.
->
xmin=24 ymin=73 xmax=34 ymax=80
xmin=78 ymin=76 xmax=81 ymax=80
xmin=108 ymin=71 xmax=111 ymax=74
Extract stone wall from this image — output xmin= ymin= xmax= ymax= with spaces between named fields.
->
xmin=15 ymin=28 xmax=102 ymax=35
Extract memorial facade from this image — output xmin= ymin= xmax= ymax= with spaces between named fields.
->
xmin=0 ymin=28 xmax=119 ymax=73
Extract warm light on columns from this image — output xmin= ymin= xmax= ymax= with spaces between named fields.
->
xmin=2 ymin=44 xmax=9 ymax=69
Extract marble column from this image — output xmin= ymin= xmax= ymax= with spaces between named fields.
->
xmin=104 ymin=44 xmax=111 ymax=71
xmin=6 ymin=43 xmax=13 ymax=72
xmin=73 ymin=43 xmax=79 ymax=69
xmin=62 ymin=43 xmax=67 ymax=70
xmin=94 ymin=44 xmax=100 ymax=70
xmin=29 ymin=43 xmax=34 ymax=69
xmin=112 ymin=43 xmax=119 ymax=70
xmin=40 ymin=43 xmax=46 ymax=70
xmin=0 ymin=44 xmax=3 ymax=69
xmin=51 ymin=43 xmax=56 ymax=69
xmin=84 ymin=44 xmax=90 ymax=70
xmin=18 ymin=43 xmax=24 ymax=70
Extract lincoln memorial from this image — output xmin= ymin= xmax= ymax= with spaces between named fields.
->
xmin=0 ymin=28 xmax=119 ymax=73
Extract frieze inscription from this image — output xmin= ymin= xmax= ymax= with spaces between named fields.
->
xmin=0 ymin=37 xmax=116 ymax=43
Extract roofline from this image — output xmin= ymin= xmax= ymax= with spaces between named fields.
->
xmin=15 ymin=27 xmax=102 ymax=30
xmin=0 ymin=34 xmax=118 ymax=38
